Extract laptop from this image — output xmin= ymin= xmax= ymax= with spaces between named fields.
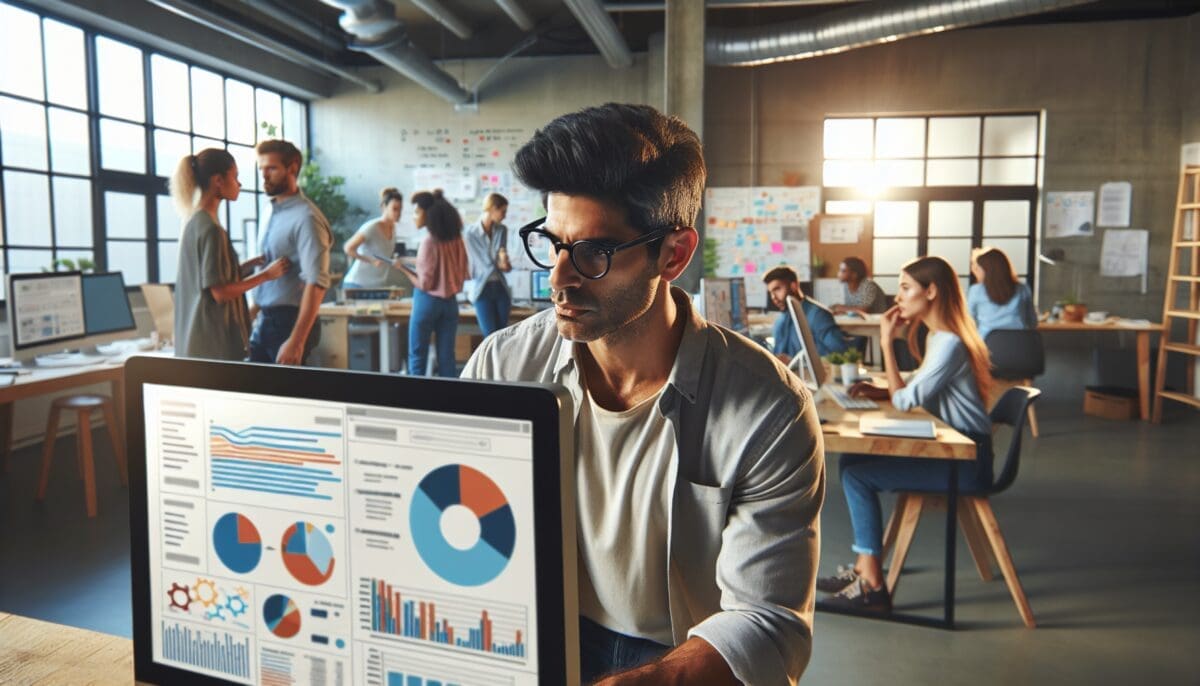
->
xmin=126 ymin=357 xmax=580 ymax=685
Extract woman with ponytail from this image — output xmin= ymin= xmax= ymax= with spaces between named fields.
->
xmin=820 ymin=256 xmax=993 ymax=614
xmin=171 ymin=148 xmax=289 ymax=360
xmin=395 ymin=189 xmax=468 ymax=377
xmin=343 ymin=187 xmax=405 ymax=289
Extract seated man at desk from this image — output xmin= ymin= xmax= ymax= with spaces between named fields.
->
xmin=464 ymin=104 xmax=824 ymax=685
xmin=763 ymin=266 xmax=852 ymax=363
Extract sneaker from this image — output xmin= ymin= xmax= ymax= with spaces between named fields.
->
xmin=816 ymin=564 xmax=860 ymax=593
xmin=822 ymin=578 xmax=892 ymax=614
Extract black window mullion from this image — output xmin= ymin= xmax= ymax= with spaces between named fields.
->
xmin=143 ymin=50 xmax=158 ymax=284
xmin=86 ymin=29 xmax=105 ymax=272
xmin=40 ymin=25 xmax=58 ymax=261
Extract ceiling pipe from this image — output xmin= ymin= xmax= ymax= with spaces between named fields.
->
xmin=410 ymin=0 xmax=474 ymax=39
xmin=321 ymin=0 xmax=473 ymax=104
xmin=233 ymin=0 xmax=346 ymax=52
xmin=706 ymin=0 xmax=1095 ymax=66
xmin=563 ymin=0 xmax=634 ymax=68
xmin=606 ymin=0 xmax=866 ymax=10
xmin=494 ymin=0 xmax=536 ymax=30
xmin=144 ymin=0 xmax=380 ymax=91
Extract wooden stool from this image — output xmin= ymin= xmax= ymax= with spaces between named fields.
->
xmin=36 ymin=394 xmax=127 ymax=518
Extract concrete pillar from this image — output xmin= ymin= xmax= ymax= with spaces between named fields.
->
xmin=664 ymin=0 xmax=706 ymax=292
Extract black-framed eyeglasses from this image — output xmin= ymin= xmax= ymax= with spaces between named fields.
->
xmin=518 ymin=216 xmax=676 ymax=280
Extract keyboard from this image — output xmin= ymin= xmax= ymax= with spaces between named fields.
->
xmin=825 ymin=386 xmax=879 ymax=410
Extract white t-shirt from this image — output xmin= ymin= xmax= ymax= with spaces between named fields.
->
xmin=575 ymin=379 xmax=676 ymax=645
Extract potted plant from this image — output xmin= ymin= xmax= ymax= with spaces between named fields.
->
xmin=1060 ymin=294 xmax=1088 ymax=323
xmin=828 ymin=348 xmax=862 ymax=386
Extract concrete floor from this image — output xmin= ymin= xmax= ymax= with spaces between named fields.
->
xmin=1 ymin=401 xmax=1197 ymax=684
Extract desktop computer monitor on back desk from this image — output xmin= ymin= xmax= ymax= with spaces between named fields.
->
xmin=785 ymin=295 xmax=827 ymax=392
xmin=6 ymin=271 xmax=86 ymax=350
xmin=82 ymin=272 xmax=137 ymax=336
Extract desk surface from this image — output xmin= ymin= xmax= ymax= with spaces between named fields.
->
xmin=0 ymin=612 xmax=135 ymax=685
xmin=1038 ymin=319 xmax=1162 ymax=332
xmin=816 ymin=391 xmax=977 ymax=461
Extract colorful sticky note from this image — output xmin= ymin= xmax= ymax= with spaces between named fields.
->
xmin=771 ymin=242 xmax=784 ymax=254
xmin=745 ymin=262 xmax=758 ymax=273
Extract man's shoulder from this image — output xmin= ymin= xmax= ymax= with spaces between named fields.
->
xmin=470 ymin=308 xmax=562 ymax=381
xmin=701 ymin=322 xmax=808 ymax=410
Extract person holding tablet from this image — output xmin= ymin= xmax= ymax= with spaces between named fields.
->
xmin=463 ymin=104 xmax=823 ymax=685
xmin=968 ymin=246 xmax=1037 ymax=340
xmin=821 ymin=256 xmax=993 ymax=613
xmin=343 ymin=186 xmax=405 ymax=289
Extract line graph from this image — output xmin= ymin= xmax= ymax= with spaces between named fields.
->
xmin=209 ymin=424 xmax=343 ymax=501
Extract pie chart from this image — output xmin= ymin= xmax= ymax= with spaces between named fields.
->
xmin=410 ymin=464 xmax=515 ymax=587
xmin=281 ymin=522 xmax=335 ymax=586
xmin=212 ymin=513 xmax=262 ymax=574
xmin=262 ymin=594 xmax=302 ymax=639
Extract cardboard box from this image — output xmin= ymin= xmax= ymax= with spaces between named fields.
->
xmin=1083 ymin=386 xmax=1138 ymax=420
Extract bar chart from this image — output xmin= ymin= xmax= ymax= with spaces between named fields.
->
xmin=360 ymin=577 xmax=528 ymax=662
xmin=363 ymin=645 xmax=514 ymax=686
xmin=160 ymin=620 xmax=251 ymax=680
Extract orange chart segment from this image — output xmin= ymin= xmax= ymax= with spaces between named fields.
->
xmin=459 ymin=465 xmax=508 ymax=519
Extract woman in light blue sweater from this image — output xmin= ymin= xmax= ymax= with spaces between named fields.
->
xmin=967 ymin=246 xmax=1037 ymax=340
xmin=820 ymin=256 xmax=993 ymax=613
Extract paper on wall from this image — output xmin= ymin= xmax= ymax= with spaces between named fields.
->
xmin=813 ymin=278 xmax=843 ymax=307
xmin=1044 ymin=191 xmax=1094 ymax=238
xmin=1099 ymin=229 xmax=1148 ymax=278
xmin=819 ymin=216 xmax=863 ymax=244
xmin=1097 ymin=182 xmax=1132 ymax=228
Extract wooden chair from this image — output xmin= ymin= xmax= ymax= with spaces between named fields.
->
xmin=36 ymin=394 xmax=127 ymax=518
xmin=985 ymin=329 xmax=1045 ymax=437
xmin=882 ymin=387 xmax=1041 ymax=628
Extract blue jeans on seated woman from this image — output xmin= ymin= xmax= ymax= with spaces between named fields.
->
xmin=473 ymin=279 xmax=511 ymax=337
xmin=579 ymin=617 xmax=670 ymax=684
xmin=408 ymin=288 xmax=459 ymax=377
xmin=839 ymin=433 xmax=993 ymax=556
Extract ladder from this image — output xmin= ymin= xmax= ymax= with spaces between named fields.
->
xmin=1151 ymin=165 xmax=1200 ymax=422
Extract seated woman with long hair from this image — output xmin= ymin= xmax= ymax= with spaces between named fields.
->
xmin=968 ymin=246 xmax=1037 ymax=340
xmin=821 ymin=256 xmax=993 ymax=613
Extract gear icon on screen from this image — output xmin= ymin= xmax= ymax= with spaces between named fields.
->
xmin=205 ymin=605 xmax=226 ymax=622
xmin=235 ymin=586 xmax=250 ymax=599
xmin=167 ymin=582 xmax=191 ymax=611
xmin=191 ymin=578 xmax=218 ymax=608
xmin=224 ymin=594 xmax=248 ymax=618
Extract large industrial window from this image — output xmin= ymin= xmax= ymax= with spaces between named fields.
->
xmin=822 ymin=112 xmax=1043 ymax=295
xmin=0 ymin=1 xmax=308 ymax=295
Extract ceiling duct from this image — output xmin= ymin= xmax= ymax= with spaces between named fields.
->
xmin=411 ymin=0 xmax=474 ymax=39
xmin=320 ymin=0 xmax=472 ymax=104
xmin=705 ymin=0 xmax=1095 ymax=66
xmin=494 ymin=0 xmax=536 ymax=31
xmin=564 ymin=0 xmax=634 ymax=68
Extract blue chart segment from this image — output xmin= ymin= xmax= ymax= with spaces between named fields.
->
xmin=160 ymin=620 xmax=251 ymax=679
xmin=367 ymin=645 xmax=515 ymax=686
xmin=410 ymin=465 xmax=515 ymax=587
xmin=211 ymin=512 xmax=262 ymax=574
xmin=281 ymin=522 xmax=336 ymax=586
xmin=263 ymin=594 xmax=302 ymax=638
xmin=209 ymin=424 xmax=342 ymax=501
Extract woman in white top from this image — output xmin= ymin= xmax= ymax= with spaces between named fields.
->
xmin=821 ymin=256 xmax=993 ymax=613
xmin=343 ymin=187 xmax=404 ymax=289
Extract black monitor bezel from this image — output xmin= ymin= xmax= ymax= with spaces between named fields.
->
xmin=6 ymin=270 xmax=86 ymax=350
xmin=126 ymin=357 xmax=571 ymax=686
xmin=82 ymin=271 xmax=137 ymax=336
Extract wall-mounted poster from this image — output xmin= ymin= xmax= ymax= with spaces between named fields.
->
xmin=1045 ymin=191 xmax=1094 ymax=238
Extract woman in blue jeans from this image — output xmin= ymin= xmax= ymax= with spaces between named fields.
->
xmin=821 ymin=256 xmax=994 ymax=613
xmin=463 ymin=193 xmax=513 ymax=336
xmin=395 ymin=190 xmax=468 ymax=377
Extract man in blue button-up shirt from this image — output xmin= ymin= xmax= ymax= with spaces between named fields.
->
xmin=764 ymin=265 xmax=851 ymax=363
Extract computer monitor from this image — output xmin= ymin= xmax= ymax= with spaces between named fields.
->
xmin=82 ymin=271 xmax=137 ymax=336
xmin=700 ymin=277 xmax=749 ymax=333
xmin=530 ymin=271 xmax=552 ymax=302
xmin=785 ymin=295 xmax=827 ymax=391
xmin=6 ymin=271 xmax=86 ymax=350
xmin=126 ymin=357 xmax=580 ymax=686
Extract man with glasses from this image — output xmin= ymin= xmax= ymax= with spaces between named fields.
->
xmin=463 ymin=104 xmax=823 ymax=685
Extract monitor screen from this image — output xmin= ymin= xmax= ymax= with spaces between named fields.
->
xmin=128 ymin=358 xmax=577 ymax=686
xmin=530 ymin=271 xmax=552 ymax=302
xmin=7 ymin=272 xmax=86 ymax=350
xmin=699 ymin=277 xmax=748 ymax=333
xmin=786 ymin=295 xmax=827 ymax=391
xmin=82 ymin=272 xmax=136 ymax=336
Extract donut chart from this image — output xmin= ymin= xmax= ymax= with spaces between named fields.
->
xmin=281 ymin=522 xmax=336 ymax=586
xmin=262 ymin=594 xmax=301 ymax=639
xmin=410 ymin=464 xmax=515 ymax=587
xmin=212 ymin=513 xmax=262 ymax=574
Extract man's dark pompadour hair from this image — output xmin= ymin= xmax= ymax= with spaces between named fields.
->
xmin=512 ymin=103 xmax=706 ymax=237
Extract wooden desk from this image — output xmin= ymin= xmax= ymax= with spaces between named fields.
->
xmin=0 ymin=361 xmax=125 ymax=471
xmin=0 ymin=612 xmax=135 ymax=684
xmin=816 ymin=389 xmax=975 ymax=628
xmin=1037 ymin=320 xmax=1163 ymax=420
xmin=317 ymin=300 xmax=539 ymax=372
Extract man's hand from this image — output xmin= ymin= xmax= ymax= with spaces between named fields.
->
xmin=276 ymin=336 xmax=305 ymax=366
xmin=594 ymin=638 xmax=737 ymax=686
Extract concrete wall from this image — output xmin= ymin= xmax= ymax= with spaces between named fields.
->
xmin=706 ymin=17 xmax=1195 ymax=402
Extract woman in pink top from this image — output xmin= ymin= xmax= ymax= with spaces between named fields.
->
xmin=396 ymin=189 xmax=469 ymax=376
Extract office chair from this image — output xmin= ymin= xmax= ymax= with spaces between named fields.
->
xmin=881 ymin=386 xmax=1041 ymax=627
xmin=985 ymin=329 xmax=1045 ymax=437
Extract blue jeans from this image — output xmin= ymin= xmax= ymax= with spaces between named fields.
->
xmin=579 ymin=617 xmax=670 ymax=684
xmin=473 ymin=280 xmax=511 ymax=337
xmin=408 ymin=288 xmax=459 ymax=377
xmin=839 ymin=434 xmax=993 ymax=556
xmin=249 ymin=306 xmax=320 ymax=365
